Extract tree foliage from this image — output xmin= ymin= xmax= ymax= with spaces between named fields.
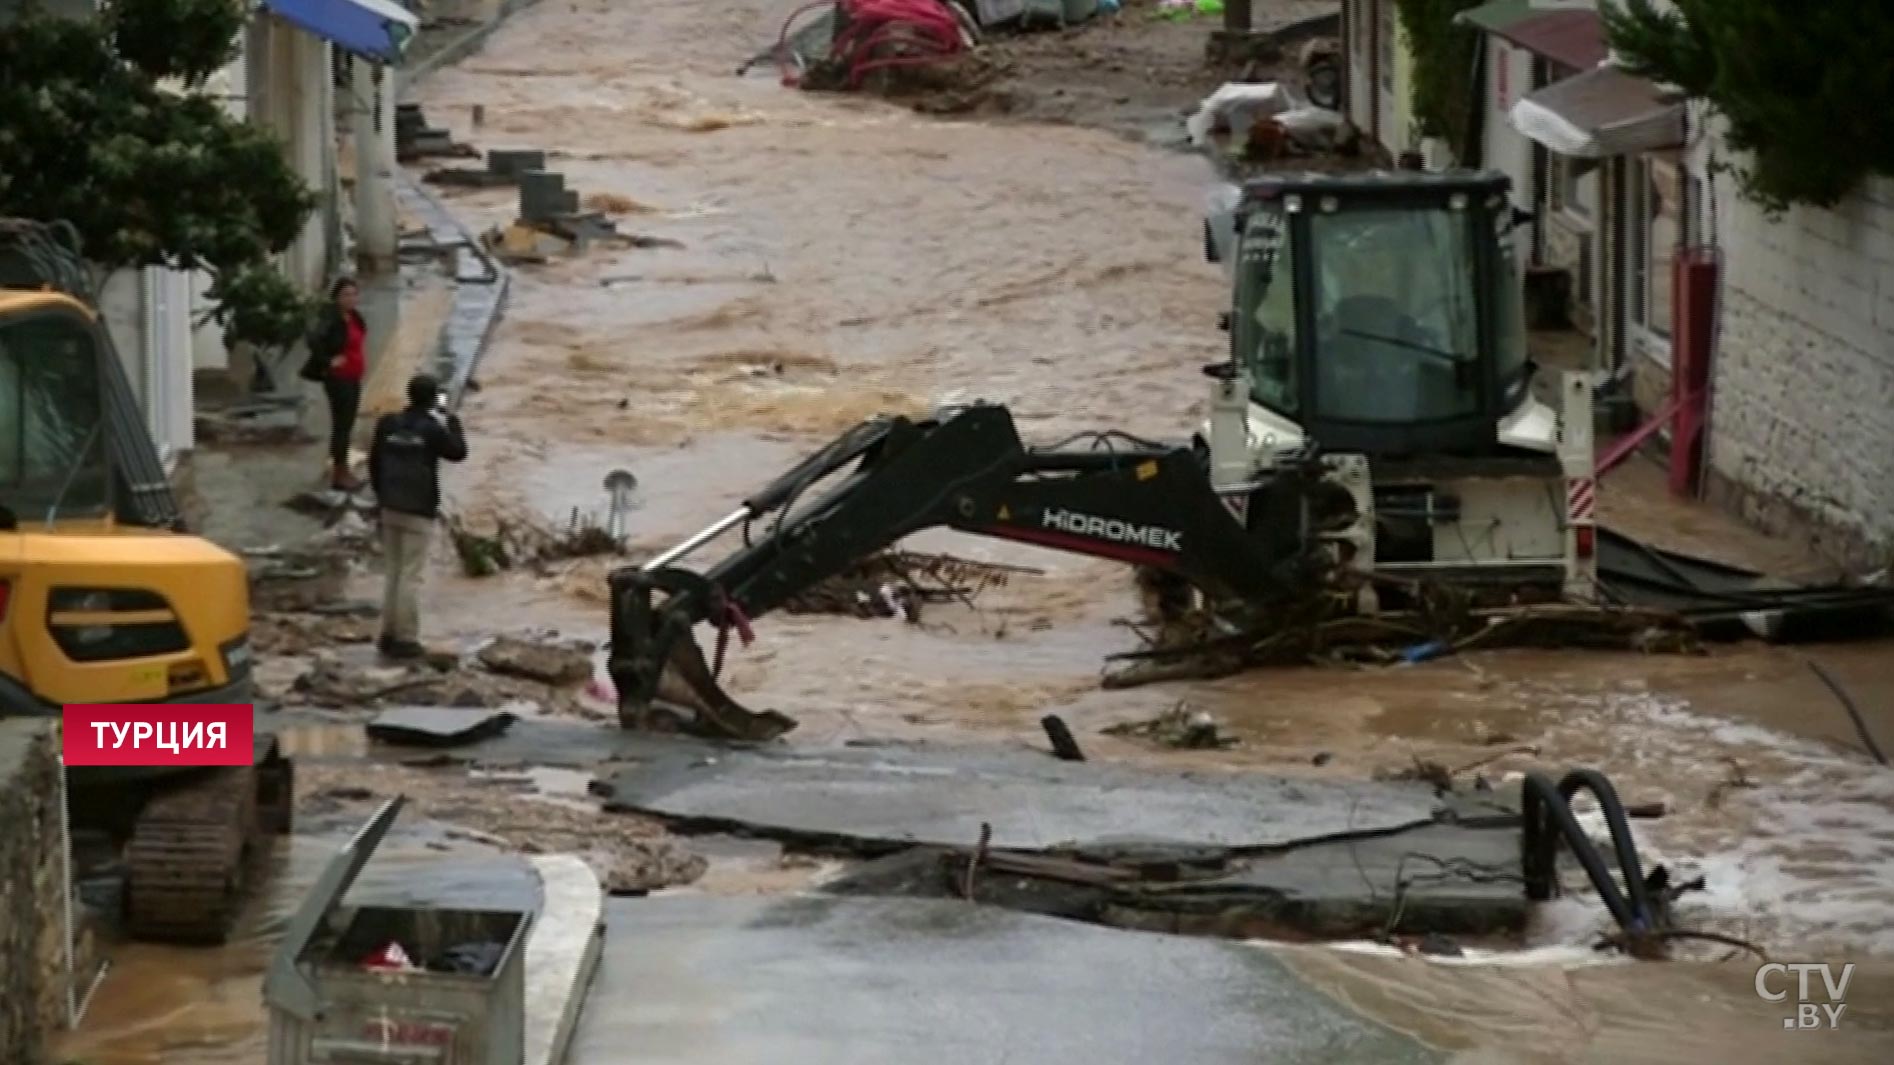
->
xmin=105 ymin=0 xmax=248 ymax=87
xmin=1603 ymin=0 xmax=1894 ymax=212
xmin=1394 ymin=0 xmax=1485 ymax=161
xmin=0 ymin=0 xmax=319 ymax=349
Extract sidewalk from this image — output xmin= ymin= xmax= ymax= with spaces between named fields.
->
xmin=181 ymin=1 xmax=525 ymax=558
xmin=184 ymin=265 xmax=453 ymax=553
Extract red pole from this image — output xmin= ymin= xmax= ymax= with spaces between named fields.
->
xmin=1668 ymin=248 xmax=1719 ymax=497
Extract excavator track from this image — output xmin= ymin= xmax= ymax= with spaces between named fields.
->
xmin=123 ymin=743 xmax=295 ymax=944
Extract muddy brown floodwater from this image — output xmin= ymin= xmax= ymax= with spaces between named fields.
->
xmin=61 ymin=1 xmax=1894 ymax=1061
xmin=410 ymin=1 xmax=1892 ymax=1059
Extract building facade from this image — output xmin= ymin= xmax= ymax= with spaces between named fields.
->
xmin=1340 ymin=0 xmax=1418 ymax=161
xmin=1339 ymin=0 xmax=1892 ymax=564
xmin=4 ymin=0 xmax=415 ymax=469
xmin=1690 ymin=159 xmax=1894 ymax=564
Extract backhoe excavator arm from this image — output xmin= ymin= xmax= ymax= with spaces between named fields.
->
xmin=606 ymin=403 xmax=1339 ymax=741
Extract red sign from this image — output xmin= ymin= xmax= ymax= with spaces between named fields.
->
xmin=62 ymin=704 xmax=253 ymax=767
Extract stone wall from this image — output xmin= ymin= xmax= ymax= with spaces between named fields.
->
xmin=1699 ymin=173 xmax=1894 ymax=569
xmin=0 ymin=719 xmax=69 ymax=1065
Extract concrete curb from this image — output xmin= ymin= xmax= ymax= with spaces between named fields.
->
xmin=394 ymin=178 xmax=510 ymax=410
xmin=524 ymin=855 xmax=606 ymax=1065
xmin=394 ymin=0 xmax=545 ymax=412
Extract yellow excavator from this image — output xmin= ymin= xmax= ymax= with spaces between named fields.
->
xmin=0 ymin=217 xmax=293 ymax=944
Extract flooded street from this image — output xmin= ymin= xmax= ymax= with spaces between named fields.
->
xmin=409 ymin=0 xmax=1891 ymax=1057
xmin=53 ymin=0 xmax=1894 ymax=1061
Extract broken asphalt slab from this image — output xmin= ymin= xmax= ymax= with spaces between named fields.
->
xmin=598 ymin=743 xmax=1457 ymax=853
xmin=281 ymin=703 xmax=708 ymax=758
xmin=568 ymin=895 xmax=1440 ymax=1065
xmin=824 ymin=821 xmax=1526 ymax=941
xmin=367 ymin=705 xmax=522 ymax=747
xmin=1103 ymin=821 xmax=1527 ymax=939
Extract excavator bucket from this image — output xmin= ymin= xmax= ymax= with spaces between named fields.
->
xmin=608 ymin=564 xmax=799 ymax=743
xmin=643 ymin=628 xmax=799 ymax=743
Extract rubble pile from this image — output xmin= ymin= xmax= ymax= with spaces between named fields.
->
xmin=287 ymin=652 xmax=601 ymax=717
xmin=1104 ymin=580 xmax=1702 ymax=689
xmin=246 ymin=546 xmax=355 ymax=613
xmin=300 ymin=763 xmax=710 ymax=893
xmin=251 ymin=608 xmax=381 ymax=655
xmin=477 ymin=635 xmax=595 ymax=686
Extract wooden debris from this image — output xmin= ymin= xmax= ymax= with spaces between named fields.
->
xmin=1103 ymin=593 xmax=1702 ymax=690
xmin=1374 ymin=757 xmax=1455 ymax=792
xmin=781 ymin=550 xmax=1040 ymax=621
xmin=944 ymin=850 xmax=1143 ymax=889
xmin=445 ymin=507 xmax=621 ymax=578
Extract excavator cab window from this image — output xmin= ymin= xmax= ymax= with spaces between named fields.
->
xmin=1233 ymin=209 xmax=1298 ymax=414
xmin=1493 ymin=236 xmax=1532 ymax=408
xmin=1305 ymin=205 xmax=1482 ymax=425
xmin=0 ymin=309 xmax=111 ymax=521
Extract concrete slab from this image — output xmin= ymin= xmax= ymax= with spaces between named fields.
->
xmin=1104 ymin=822 xmax=1527 ymax=940
xmin=600 ymin=744 xmax=1442 ymax=853
xmin=822 ymin=821 xmax=1527 ymax=942
xmin=568 ymin=896 xmax=1439 ymax=1065
xmin=367 ymin=705 xmax=521 ymax=747
xmin=272 ymin=707 xmax=705 ymax=769
xmin=524 ymin=856 xmax=605 ymax=1065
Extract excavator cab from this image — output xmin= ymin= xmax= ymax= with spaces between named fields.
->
xmin=1204 ymin=171 xmax=1595 ymax=607
xmin=0 ymin=218 xmax=290 ymax=945
xmin=1207 ymin=170 xmax=1551 ymax=459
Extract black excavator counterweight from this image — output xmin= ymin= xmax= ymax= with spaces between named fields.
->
xmin=607 ymin=402 xmax=1350 ymax=741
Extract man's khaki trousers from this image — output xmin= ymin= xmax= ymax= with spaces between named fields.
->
xmin=380 ymin=510 xmax=433 ymax=643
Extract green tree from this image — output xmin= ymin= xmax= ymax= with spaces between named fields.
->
xmin=1603 ymin=0 xmax=1894 ymax=213
xmin=1394 ymin=0 xmax=1485 ymax=163
xmin=0 ymin=0 xmax=319 ymax=349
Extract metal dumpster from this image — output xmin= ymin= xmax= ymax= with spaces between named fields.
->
xmin=263 ymin=797 xmax=535 ymax=1065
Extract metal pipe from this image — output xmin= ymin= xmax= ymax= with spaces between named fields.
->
xmin=74 ymin=959 xmax=110 ymax=1028
xmin=643 ymin=506 xmax=751 ymax=571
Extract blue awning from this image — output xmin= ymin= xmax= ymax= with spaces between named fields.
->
xmin=263 ymin=0 xmax=420 ymax=64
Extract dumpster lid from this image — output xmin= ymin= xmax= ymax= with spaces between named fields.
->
xmin=263 ymin=795 xmax=406 ymax=1022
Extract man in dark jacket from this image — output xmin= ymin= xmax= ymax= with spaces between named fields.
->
xmin=368 ymin=374 xmax=468 ymax=658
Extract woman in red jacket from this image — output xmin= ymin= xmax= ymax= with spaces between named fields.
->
xmin=307 ymin=277 xmax=368 ymax=491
